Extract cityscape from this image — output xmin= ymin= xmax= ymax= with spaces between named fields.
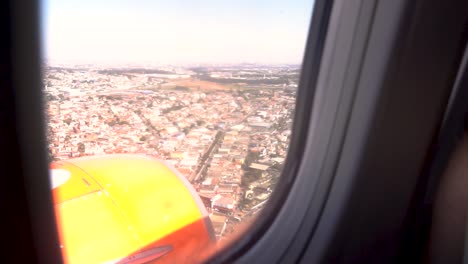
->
xmin=44 ymin=63 xmax=298 ymax=241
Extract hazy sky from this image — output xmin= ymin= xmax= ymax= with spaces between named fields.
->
xmin=42 ymin=0 xmax=315 ymax=65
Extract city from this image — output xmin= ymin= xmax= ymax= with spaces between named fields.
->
xmin=44 ymin=64 xmax=298 ymax=241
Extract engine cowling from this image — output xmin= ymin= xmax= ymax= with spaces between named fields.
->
xmin=50 ymin=154 xmax=215 ymax=264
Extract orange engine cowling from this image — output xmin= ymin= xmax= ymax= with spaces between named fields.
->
xmin=50 ymin=154 xmax=215 ymax=264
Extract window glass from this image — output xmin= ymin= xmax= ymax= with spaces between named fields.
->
xmin=42 ymin=0 xmax=314 ymax=262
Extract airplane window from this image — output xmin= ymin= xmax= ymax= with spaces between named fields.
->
xmin=42 ymin=0 xmax=315 ymax=262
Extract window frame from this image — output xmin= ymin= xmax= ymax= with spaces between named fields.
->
xmin=4 ymin=0 xmax=468 ymax=263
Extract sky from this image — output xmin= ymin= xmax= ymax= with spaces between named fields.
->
xmin=42 ymin=0 xmax=315 ymax=65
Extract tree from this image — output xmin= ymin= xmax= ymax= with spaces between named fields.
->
xmin=78 ymin=143 xmax=85 ymax=154
xmin=243 ymin=150 xmax=259 ymax=168
xmin=47 ymin=149 xmax=55 ymax=163
xmin=64 ymin=117 xmax=72 ymax=125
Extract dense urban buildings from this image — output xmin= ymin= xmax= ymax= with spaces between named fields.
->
xmin=44 ymin=64 xmax=298 ymax=240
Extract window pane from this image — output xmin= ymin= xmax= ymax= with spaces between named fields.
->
xmin=42 ymin=0 xmax=314 ymax=262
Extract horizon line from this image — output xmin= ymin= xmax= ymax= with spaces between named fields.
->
xmin=43 ymin=60 xmax=303 ymax=67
